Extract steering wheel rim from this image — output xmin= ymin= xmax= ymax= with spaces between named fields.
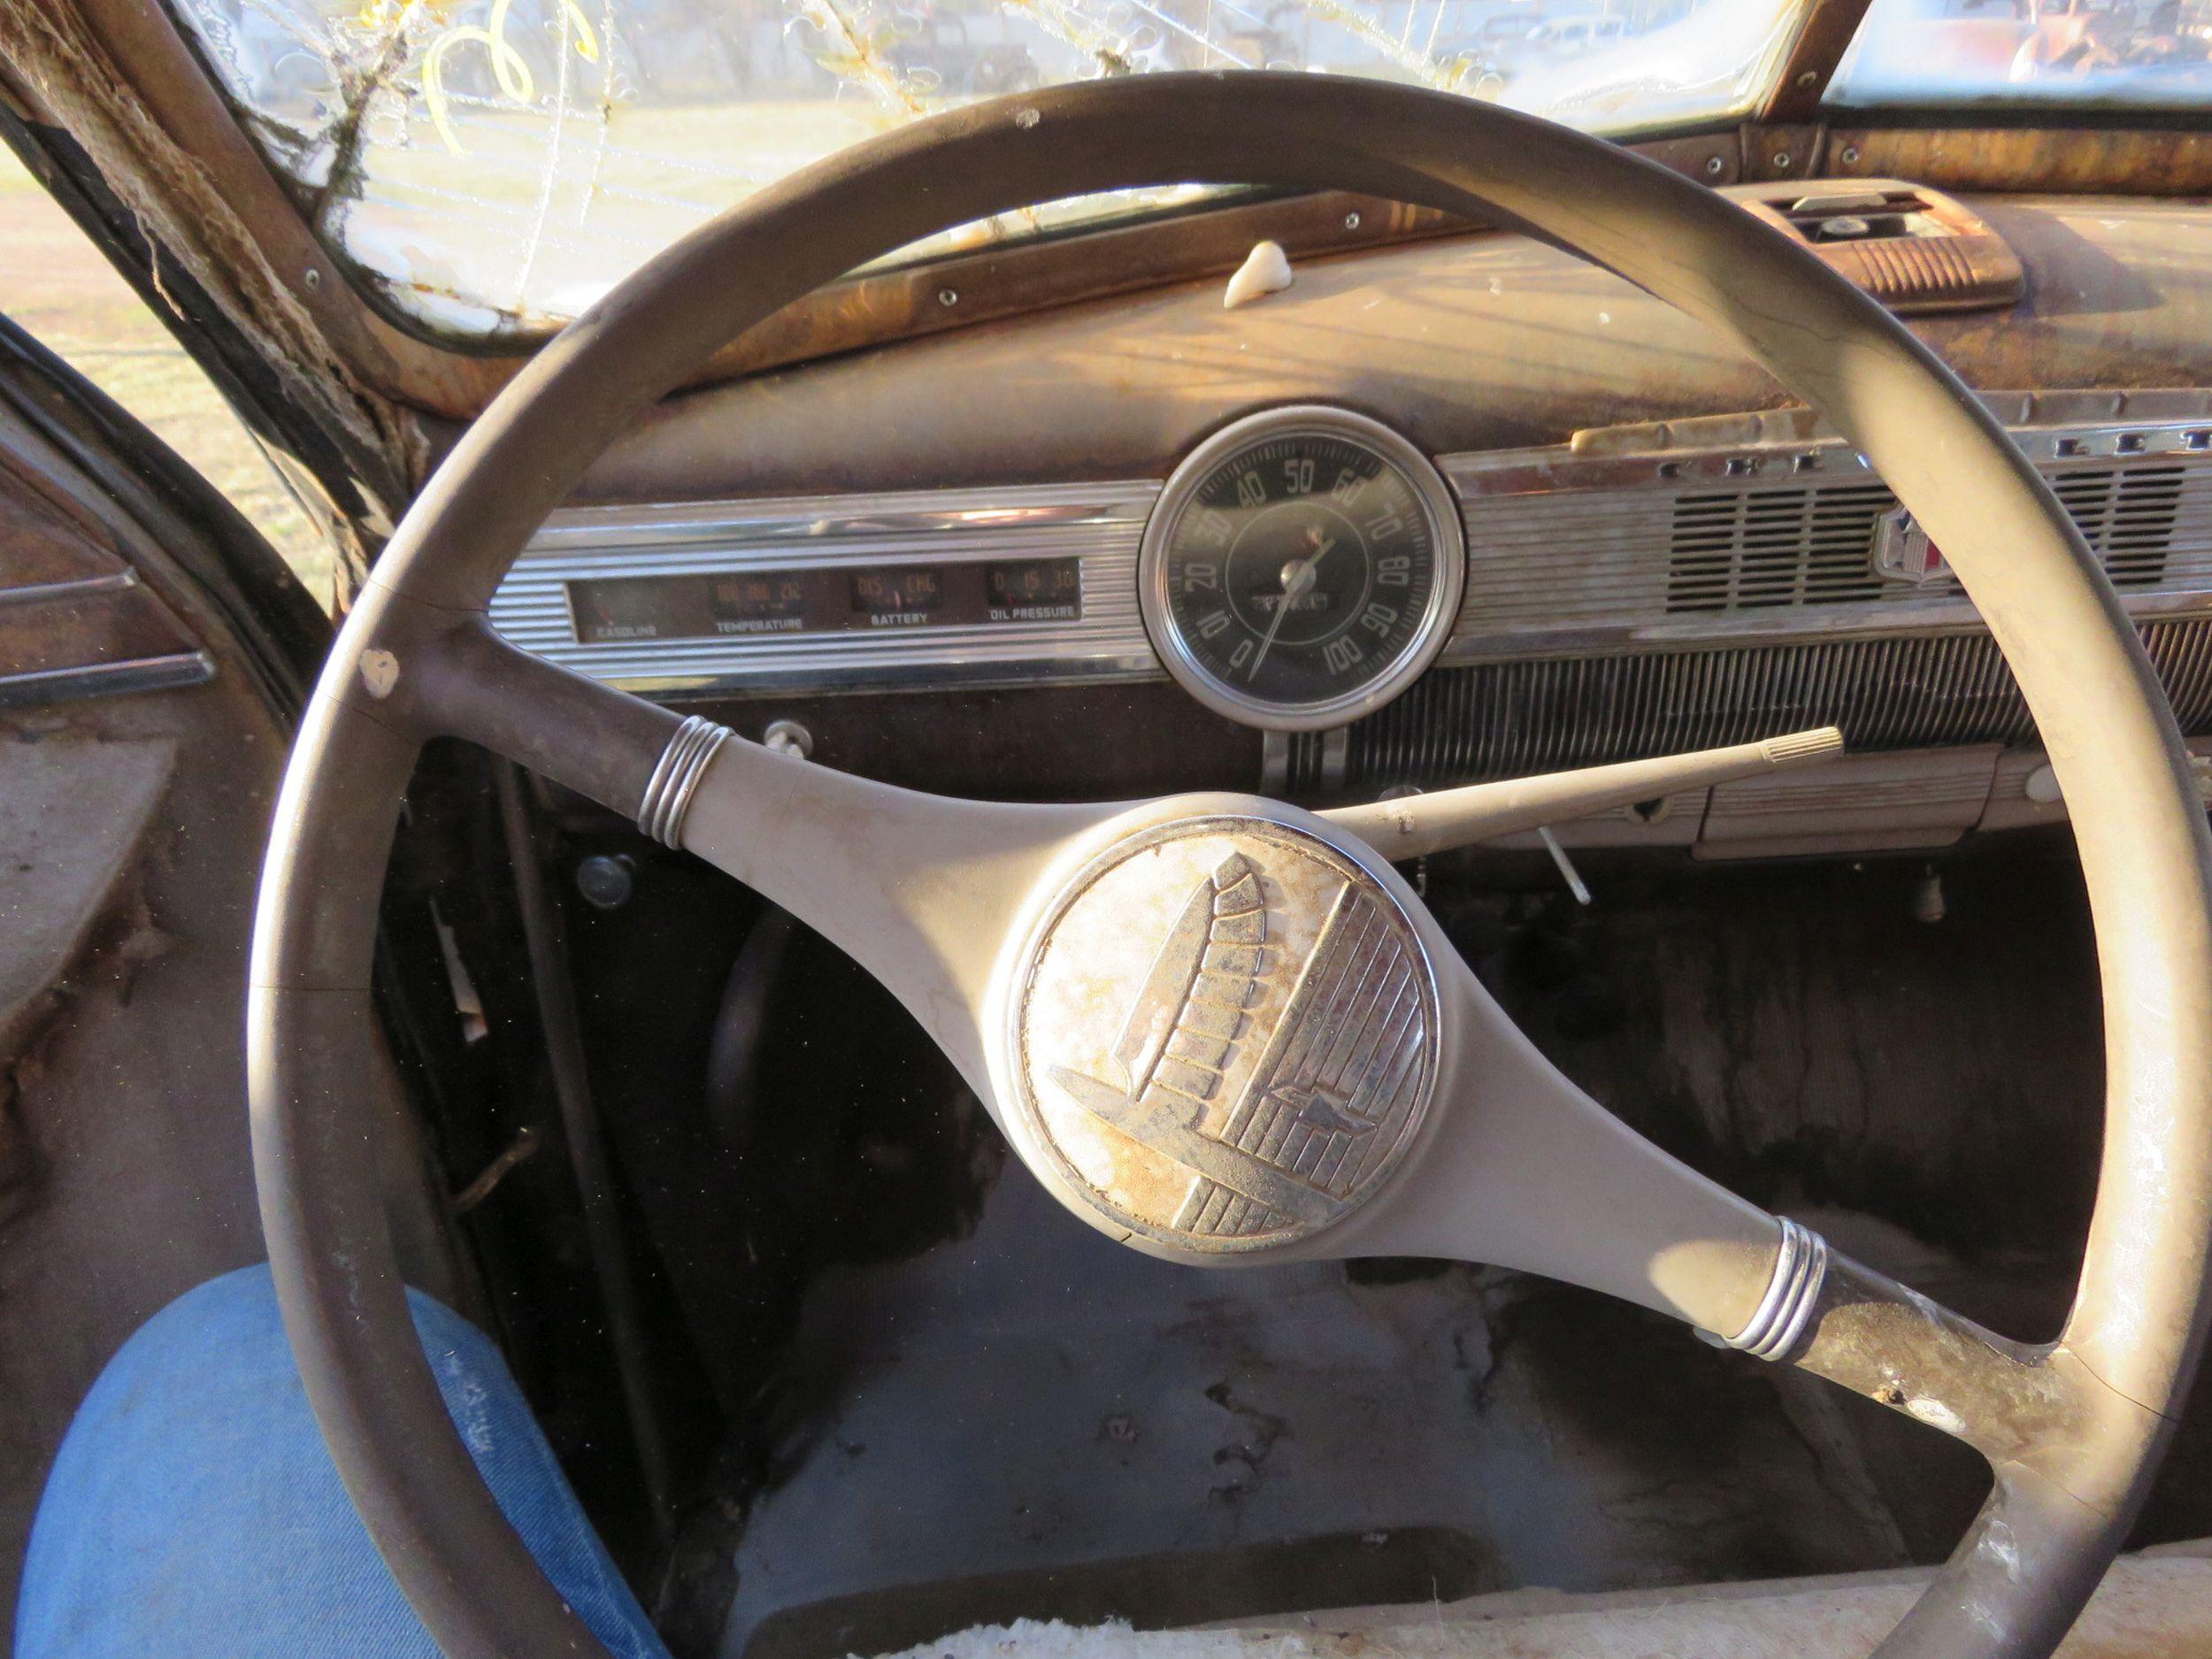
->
xmin=249 ymin=74 xmax=2212 ymax=1659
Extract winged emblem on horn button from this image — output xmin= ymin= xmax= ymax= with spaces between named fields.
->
xmin=1045 ymin=847 xmax=1429 ymax=1243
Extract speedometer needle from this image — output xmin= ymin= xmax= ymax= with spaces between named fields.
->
xmin=1248 ymin=556 xmax=1319 ymax=681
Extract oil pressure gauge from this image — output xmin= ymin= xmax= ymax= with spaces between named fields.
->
xmin=1140 ymin=406 xmax=1465 ymax=731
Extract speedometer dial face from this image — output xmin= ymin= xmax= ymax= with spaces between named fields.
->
xmin=1141 ymin=408 xmax=1464 ymax=730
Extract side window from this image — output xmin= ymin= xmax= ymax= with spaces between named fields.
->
xmin=1828 ymin=0 xmax=2212 ymax=110
xmin=0 ymin=142 xmax=333 ymax=610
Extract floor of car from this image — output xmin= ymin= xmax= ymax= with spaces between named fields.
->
xmin=647 ymin=839 xmax=2212 ymax=1659
xmin=702 ymin=1167 xmax=1987 ymax=1659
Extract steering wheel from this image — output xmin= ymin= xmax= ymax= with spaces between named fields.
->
xmin=249 ymin=75 xmax=2212 ymax=1659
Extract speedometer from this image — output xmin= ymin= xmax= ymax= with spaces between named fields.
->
xmin=1140 ymin=407 xmax=1465 ymax=731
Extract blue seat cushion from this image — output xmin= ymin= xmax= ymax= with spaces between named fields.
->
xmin=15 ymin=1263 xmax=670 ymax=1658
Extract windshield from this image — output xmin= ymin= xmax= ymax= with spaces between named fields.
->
xmin=1826 ymin=0 xmax=2212 ymax=110
xmin=170 ymin=0 xmax=1811 ymax=340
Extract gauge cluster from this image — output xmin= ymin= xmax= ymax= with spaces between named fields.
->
xmin=567 ymin=557 xmax=1083 ymax=644
xmin=488 ymin=411 xmax=1473 ymax=725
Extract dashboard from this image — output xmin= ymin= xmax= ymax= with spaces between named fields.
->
xmin=485 ymin=187 xmax=2212 ymax=857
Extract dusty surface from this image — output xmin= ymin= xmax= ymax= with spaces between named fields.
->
xmin=0 ymin=733 xmax=173 ymax=1057
xmin=710 ymin=1170 xmax=1933 ymax=1659
xmin=0 ymin=144 xmax=330 ymax=605
xmin=864 ymin=1552 xmax=2212 ymax=1658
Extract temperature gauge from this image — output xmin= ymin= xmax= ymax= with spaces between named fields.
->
xmin=710 ymin=571 xmax=810 ymax=634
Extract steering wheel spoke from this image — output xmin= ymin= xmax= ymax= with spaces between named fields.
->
xmin=1313 ymin=949 xmax=2163 ymax=1515
xmin=387 ymin=611 xmax=1110 ymax=1090
xmin=671 ymin=734 xmax=1107 ymax=1087
xmin=1783 ymin=1253 xmax=2142 ymax=1479
xmin=1307 ymin=948 xmax=1784 ymax=1336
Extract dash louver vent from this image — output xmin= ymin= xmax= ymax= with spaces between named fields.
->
xmin=2053 ymin=465 xmax=2184 ymax=588
xmin=1664 ymin=464 xmax=2186 ymax=615
xmin=1666 ymin=482 xmax=1896 ymax=613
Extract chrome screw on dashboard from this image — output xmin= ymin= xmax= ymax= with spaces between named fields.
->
xmin=763 ymin=719 xmax=814 ymax=760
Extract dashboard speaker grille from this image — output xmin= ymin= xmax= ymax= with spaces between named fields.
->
xmin=2061 ymin=464 xmax=2186 ymax=588
xmin=1665 ymin=481 xmax=1896 ymax=612
xmin=1292 ymin=619 xmax=2212 ymax=791
xmin=1660 ymin=465 xmax=2185 ymax=617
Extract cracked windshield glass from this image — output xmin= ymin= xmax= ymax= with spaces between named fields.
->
xmin=169 ymin=0 xmax=1810 ymax=340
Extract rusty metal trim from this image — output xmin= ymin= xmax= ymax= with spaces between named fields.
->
xmin=1824 ymin=127 xmax=2212 ymax=195
xmin=0 ymin=648 xmax=213 ymax=707
xmin=1760 ymin=0 xmax=1880 ymax=122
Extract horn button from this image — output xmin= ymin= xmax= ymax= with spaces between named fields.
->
xmin=1006 ymin=816 xmax=1440 ymax=1253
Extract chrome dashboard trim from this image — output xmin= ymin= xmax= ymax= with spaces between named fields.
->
xmin=488 ymin=390 xmax=2212 ymax=703
xmin=1436 ymin=390 xmax=2212 ymax=665
xmin=488 ymin=481 xmax=1164 ymax=695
